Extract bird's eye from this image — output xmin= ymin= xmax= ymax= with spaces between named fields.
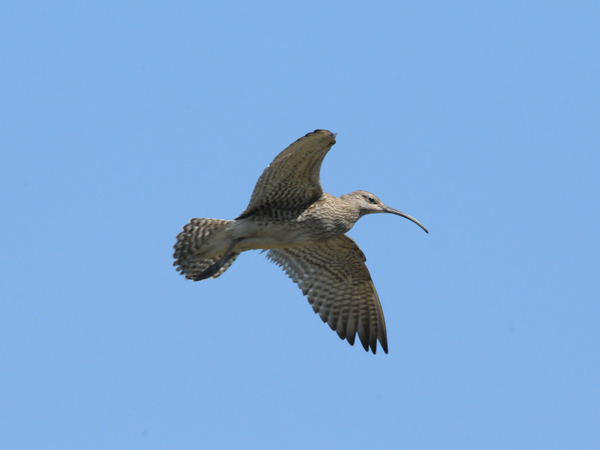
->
xmin=368 ymin=197 xmax=377 ymax=204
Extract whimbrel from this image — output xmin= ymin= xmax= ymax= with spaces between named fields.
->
xmin=173 ymin=130 xmax=428 ymax=354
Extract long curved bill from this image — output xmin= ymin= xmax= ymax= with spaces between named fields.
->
xmin=383 ymin=206 xmax=429 ymax=234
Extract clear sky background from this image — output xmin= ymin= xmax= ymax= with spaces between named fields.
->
xmin=1 ymin=2 xmax=599 ymax=449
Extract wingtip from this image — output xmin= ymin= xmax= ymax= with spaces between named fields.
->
xmin=313 ymin=129 xmax=337 ymax=139
xmin=369 ymin=342 xmax=388 ymax=355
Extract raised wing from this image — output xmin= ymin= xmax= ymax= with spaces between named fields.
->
xmin=266 ymin=235 xmax=388 ymax=354
xmin=237 ymin=130 xmax=337 ymax=219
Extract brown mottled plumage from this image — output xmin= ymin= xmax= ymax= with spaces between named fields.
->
xmin=173 ymin=130 xmax=428 ymax=354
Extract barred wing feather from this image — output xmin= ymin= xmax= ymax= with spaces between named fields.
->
xmin=266 ymin=235 xmax=388 ymax=354
xmin=238 ymin=130 xmax=337 ymax=219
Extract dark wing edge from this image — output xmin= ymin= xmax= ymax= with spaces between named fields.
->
xmin=237 ymin=130 xmax=337 ymax=219
xmin=266 ymin=235 xmax=388 ymax=354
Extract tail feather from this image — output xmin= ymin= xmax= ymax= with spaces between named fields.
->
xmin=173 ymin=218 xmax=238 ymax=280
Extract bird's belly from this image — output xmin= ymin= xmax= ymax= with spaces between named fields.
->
xmin=235 ymin=225 xmax=318 ymax=251
xmin=232 ymin=218 xmax=347 ymax=252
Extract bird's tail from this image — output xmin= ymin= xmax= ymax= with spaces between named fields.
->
xmin=173 ymin=218 xmax=239 ymax=280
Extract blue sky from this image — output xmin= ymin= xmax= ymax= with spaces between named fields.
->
xmin=1 ymin=2 xmax=599 ymax=449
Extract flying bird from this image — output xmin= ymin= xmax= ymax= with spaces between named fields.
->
xmin=173 ymin=130 xmax=428 ymax=353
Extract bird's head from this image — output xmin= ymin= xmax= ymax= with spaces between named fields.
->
xmin=342 ymin=190 xmax=429 ymax=233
